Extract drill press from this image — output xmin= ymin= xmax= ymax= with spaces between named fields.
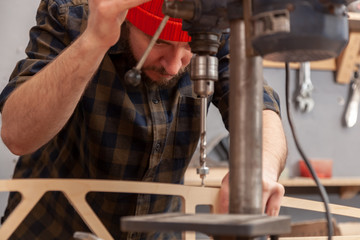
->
xmin=163 ymin=0 xmax=229 ymax=186
xmin=122 ymin=0 xmax=349 ymax=238
xmin=187 ymin=33 xmax=221 ymax=186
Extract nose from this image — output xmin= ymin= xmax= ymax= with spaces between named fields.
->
xmin=160 ymin=46 xmax=191 ymax=76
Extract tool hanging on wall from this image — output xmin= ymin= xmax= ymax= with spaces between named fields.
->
xmin=296 ymin=62 xmax=315 ymax=113
xmin=347 ymin=0 xmax=360 ymax=12
xmin=344 ymin=66 xmax=360 ymax=127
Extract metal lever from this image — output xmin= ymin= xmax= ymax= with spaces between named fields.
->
xmin=125 ymin=16 xmax=170 ymax=86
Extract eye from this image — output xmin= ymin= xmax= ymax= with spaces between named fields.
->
xmin=155 ymin=40 xmax=166 ymax=46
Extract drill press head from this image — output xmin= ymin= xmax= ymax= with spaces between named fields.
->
xmin=251 ymin=0 xmax=349 ymax=62
xmin=162 ymin=0 xmax=349 ymax=62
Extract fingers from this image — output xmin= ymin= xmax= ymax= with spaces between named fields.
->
xmin=217 ymin=173 xmax=229 ymax=213
xmin=218 ymin=173 xmax=285 ymax=216
xmin=101 ymin=0 xmax=150 ymax=18
xmin=263 ymin=181 xmax=285 ymax=216
xmin=89 ymin=0 xmax=151 ymax=23
xmin=85 ymin=0 xmax=152 ymax=50
xmin=113 ymin=0 xmax=152 ymax=12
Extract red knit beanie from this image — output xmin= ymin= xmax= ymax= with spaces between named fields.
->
xmin=126 ymin=0 xmax=191 ymax=42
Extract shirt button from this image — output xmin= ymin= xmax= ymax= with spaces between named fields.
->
xmin=155 ymin=143 xmax=161 ymax=152
xmin=152 ymin=98 xmax=160 ymax=104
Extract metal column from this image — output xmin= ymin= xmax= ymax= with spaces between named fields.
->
xmin=229 ymin=2 xmax=263 ymax=216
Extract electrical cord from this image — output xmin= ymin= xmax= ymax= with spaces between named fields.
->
xmin=284 ymin=63 xmax=334 ymax=240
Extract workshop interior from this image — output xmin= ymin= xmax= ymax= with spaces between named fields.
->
xmin=1 ymin=0 xmax=360 ymax=239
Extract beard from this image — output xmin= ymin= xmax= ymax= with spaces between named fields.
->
xmin=141 ymin=65 xmax=189 ymax=87
xmin=121 ymin=22 xmax=188 ymax=88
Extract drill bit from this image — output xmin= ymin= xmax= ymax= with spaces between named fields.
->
xmin=197 ymin=97 xmax=209 ymax=186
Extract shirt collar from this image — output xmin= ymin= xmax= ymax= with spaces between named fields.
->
xmin=108 ymin=23 xmax=128 ymax=55
xmin=108 ymin=39 xmax=126 ymax=55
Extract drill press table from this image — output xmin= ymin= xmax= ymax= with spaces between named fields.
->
xmin=121 ymin=213 xmax=290 ymax=239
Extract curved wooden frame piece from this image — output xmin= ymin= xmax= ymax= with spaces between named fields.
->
xmin=0 ymin=179 xmax=219 ymax=240
xmin=1 ymin=179 xmax=360 ymax=240
xmin=281 ymin=196 xmax=360 ymax=219
xmin=280 ymin=236 xmax=360 ymax=240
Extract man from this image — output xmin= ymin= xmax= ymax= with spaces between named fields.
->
xmin=0 ymin=0 xmax=287 ymax=239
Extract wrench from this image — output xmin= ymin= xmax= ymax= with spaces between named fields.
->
xmin=344 ymin=69 xmax=360 ymax=128
xmin=296 ymin=62 xmax=315 ymax=112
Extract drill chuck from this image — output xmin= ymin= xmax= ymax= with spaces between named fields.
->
xmin=190 ymin=55 xmax=218 ymax=98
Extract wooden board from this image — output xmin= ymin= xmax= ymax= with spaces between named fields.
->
xmin=1 ymin=179 xmax=360 ymax=240
xmin=0 ymin=179 xmax=219 ymax=240
xmin=280 ymin=236 xmax=360 ymax=240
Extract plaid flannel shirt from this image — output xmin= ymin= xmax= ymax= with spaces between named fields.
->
xmin=0 ymin=0 xmax=281 ymax=239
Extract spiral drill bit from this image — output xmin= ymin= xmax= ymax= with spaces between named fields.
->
xmin=197 ymin=97 xmax=209 ymax=186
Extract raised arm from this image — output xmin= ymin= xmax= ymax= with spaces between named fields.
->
xmin=1 ymin=0 xmax=149 ymax=155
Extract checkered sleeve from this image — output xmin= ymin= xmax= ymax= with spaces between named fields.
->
xmin=212 ymin=33 xmax=281 ymax=130
xmin=0 ymin=0 xmax=87 ymax=111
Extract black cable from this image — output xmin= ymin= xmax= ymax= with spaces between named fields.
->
xmin=284 ymin=63 xmax=333 ymax=240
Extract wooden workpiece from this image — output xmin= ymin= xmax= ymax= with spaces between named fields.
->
xmin=0 ymin=179 xmax=219 ymax=240
xmin=280 ymin=236 xmax=360 ymax=240
xmin=263 ymin=12 xmax=360 ymax=84
xmin=1 ymin=179 xmax=360 ymax=240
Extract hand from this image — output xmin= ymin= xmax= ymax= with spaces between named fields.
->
xmin=218 ymin=172 xmax=230 ymax=214
xmin=262 ymin=172 xmax=285 ymax=216
xmin=217 ymin=172 xmax=285 ymax=216
xmin=85 ymin=0 xmax=151 ymax=50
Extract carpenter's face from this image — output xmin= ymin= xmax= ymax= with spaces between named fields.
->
xmin=127 ymin=23 xmax=193 ymax=86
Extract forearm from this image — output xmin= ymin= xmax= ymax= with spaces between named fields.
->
xmin=262 ymin=109 xmax=287 ymax=181
xmin=1 ymin=33 xmax=107 ymax=155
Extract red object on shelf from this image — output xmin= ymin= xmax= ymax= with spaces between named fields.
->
xmin=299 ymin=159 xmax=333 ymax=178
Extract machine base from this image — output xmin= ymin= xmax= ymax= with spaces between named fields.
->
xmin=121 ymin=213 xmax=291 ymax=239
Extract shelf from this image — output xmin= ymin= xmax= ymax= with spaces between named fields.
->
xmin=184 ymin=168 xmax=360 ymax=199
xmin=281 ymin=177 xmax=360 ymax=199
xmin=263 ymin=59 xmax=336 ymax=71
